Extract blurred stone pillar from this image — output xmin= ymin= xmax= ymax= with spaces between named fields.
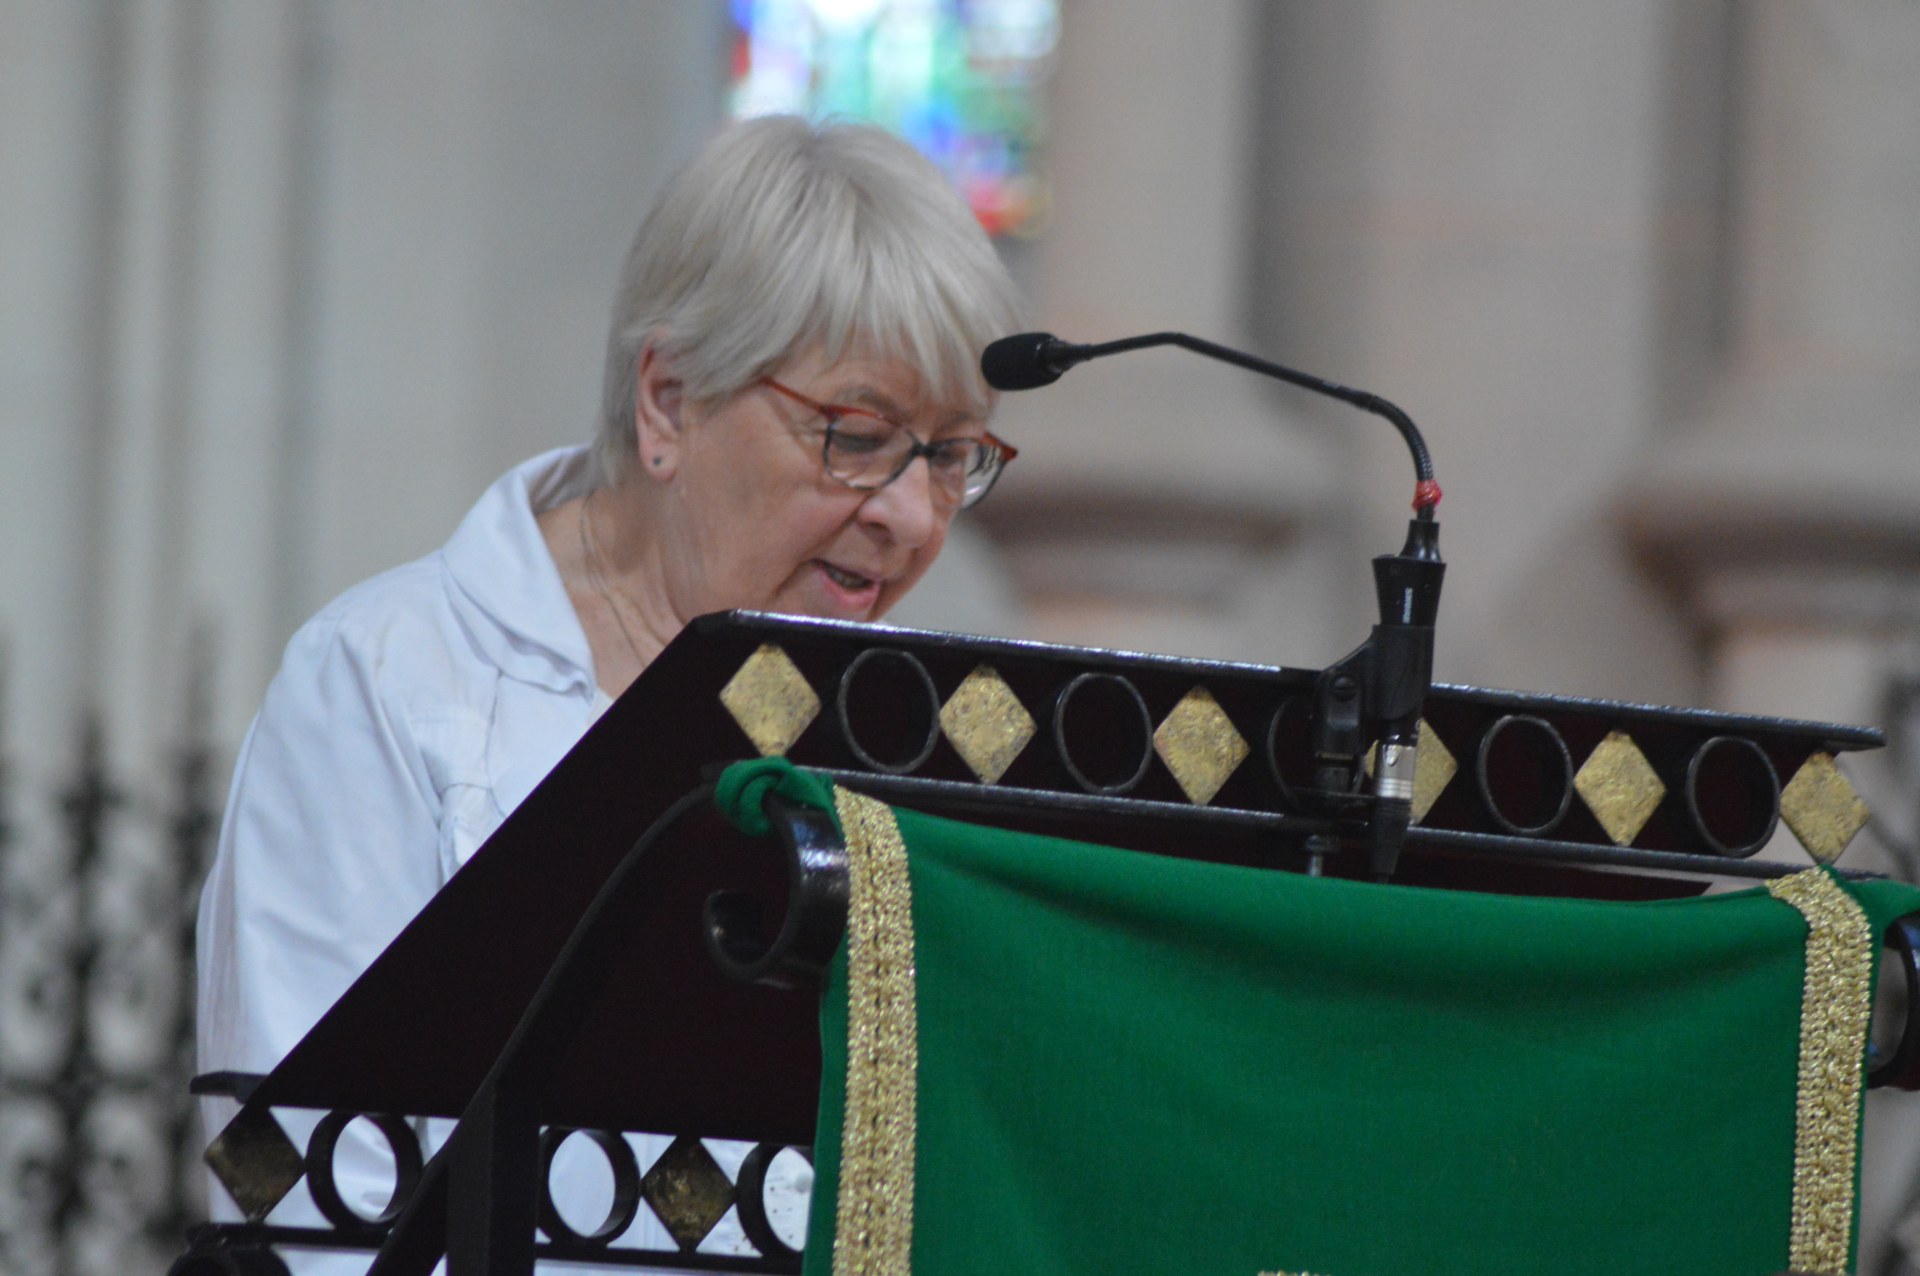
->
xmin=1 ymin=0 xmax=729 ymax=769
xmin=1622 ymin=6 xmax=1920 ymax=1267
xmin=970 ymin=0 xmax=1346 ymax=666
xmin=1249 ymin=0 xmax=1716 ymax=703
xmin=1626 ymin=0 xmax=1920 ymax=861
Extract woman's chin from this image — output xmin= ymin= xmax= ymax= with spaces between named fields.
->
xmin=808 ymin=592 xmax=884 ymax=623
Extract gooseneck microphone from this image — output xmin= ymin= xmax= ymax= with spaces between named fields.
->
xmin=983 ymin=329 xmax=1445 ymax=880
xmin=979 ymin=333 xmax=1089 ymax=390
xmin=982 ymin=331 xmax=1439 ymax=505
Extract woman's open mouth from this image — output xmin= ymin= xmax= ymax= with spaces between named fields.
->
xmin=820 ymin=562 xmax=876 ymax=592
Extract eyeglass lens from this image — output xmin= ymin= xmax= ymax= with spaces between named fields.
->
xmin=823 ymin=421 xmax=1003 ymax=508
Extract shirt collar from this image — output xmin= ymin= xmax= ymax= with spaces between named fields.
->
xmin=441 ymin=446 xmax=597 ymax=694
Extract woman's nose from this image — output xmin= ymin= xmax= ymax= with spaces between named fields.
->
xmin=858 ymin=455 xmax=942 ymax=548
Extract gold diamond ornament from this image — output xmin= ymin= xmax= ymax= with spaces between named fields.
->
xmin=1153 ymin=687 xmax=1249 ymax=806
xmin=1411 ymin=719 xmax=1457 ymax=824
xmin=1574 ymin=730 xmax=1666 ymax=846
xmin=1780 ymin=752 xmax=1870 ymax=865
xmin=719 ymin=644 xmax=820 ymax=757
xmin=641 ymin=1135 xmax=737 ymax=1252
xmin=204 ymin=1106 xmax=307 ymax=1221
xmin=939 ymin=665 xmax=1035 ymax=784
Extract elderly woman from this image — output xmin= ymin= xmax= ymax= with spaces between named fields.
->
xmin=196 ymin=115 xmax=1022 ymax=1269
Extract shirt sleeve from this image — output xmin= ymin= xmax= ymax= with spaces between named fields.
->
xmin=195 ymin=608 xmax=450 ymax=1253
xmin=198 ymin=608 xmax=448 ymax=1073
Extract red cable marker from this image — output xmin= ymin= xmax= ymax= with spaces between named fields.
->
xmin=1412 ymin=479 xmax=1443 ymax=511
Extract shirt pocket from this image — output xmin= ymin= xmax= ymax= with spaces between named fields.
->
xmin=412 ymin=706 xmax=497 ymax=880
xmin=484 ymin=677 xmax=596 ymax=827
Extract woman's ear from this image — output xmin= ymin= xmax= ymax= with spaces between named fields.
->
xmin=632 ymin=343 xmax=685 ymax=482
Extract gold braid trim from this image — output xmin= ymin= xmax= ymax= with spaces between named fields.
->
xmin=831 ymin=787 xmax=918 ymax=1276
xmin=1767 ymin=869 xmax=1876 ymax=1275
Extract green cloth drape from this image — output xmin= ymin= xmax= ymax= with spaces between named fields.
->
xmin=715 ymin=760 xmax=1916 ymax=1276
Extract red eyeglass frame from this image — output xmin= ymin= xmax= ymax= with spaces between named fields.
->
xmin=759 ymin=377 xmax=1020 ymax=478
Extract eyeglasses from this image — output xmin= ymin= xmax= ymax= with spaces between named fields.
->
xmin=760 ymin=378 xmax=1017 ymax=511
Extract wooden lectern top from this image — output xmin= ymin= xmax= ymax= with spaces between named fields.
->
xmin=241 ymin=610 xmax=1884 ymax=1144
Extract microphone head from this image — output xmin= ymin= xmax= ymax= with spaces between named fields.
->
xmin=981 ymin=332 xmax=1079 ymax=391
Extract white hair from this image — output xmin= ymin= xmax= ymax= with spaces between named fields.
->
xmin=594 ymin=115 xmax=1024 ymax=483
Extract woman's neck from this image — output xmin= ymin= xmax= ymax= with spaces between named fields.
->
xmin=540 ymin=478 xmax=683 ymax=696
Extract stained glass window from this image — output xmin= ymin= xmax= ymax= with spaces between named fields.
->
xmin=728 ymin=0 xmax=1059 ymax=237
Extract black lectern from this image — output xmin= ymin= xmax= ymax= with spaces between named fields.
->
xmin=175 ymin=610 xmax=1919 ymax=1276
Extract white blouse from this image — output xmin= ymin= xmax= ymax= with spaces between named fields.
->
xmin=195 ymin=447 xmax=794 ymax=1271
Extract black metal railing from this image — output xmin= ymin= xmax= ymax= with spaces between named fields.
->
xmin=177 ymin=1081 xmax=810 ymax=1275
xmin=0 ymin=664 xmax=218 ymax=1275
